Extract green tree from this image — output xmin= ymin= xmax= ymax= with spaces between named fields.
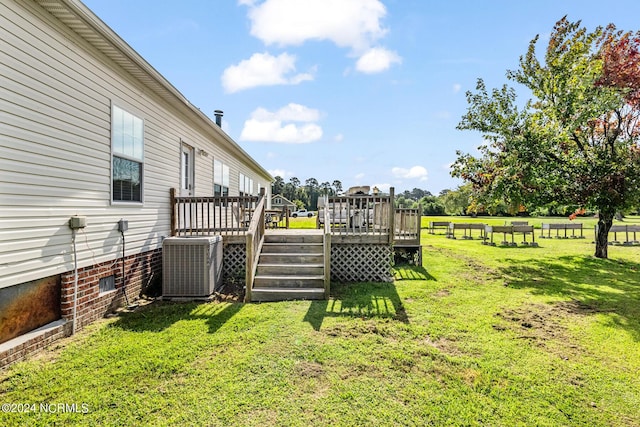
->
xmin=440 ymin=184 xmax=472 ymax=215
xmin=282 ymin=182 xmax=296 ymax=202
xmin=320 ymin=181 xmax=332 ymax=195
xmin=332 ymin=180 xmax=343 ymax=194
xmin=419 ymin=195 xmax=446 ymax=215
xmin=452 ymin=17 xmax=640 ymax=258
xmin=271 ymin=176 xmax=285 ymax=196
xmin=305 ymin=178 xmax=319 ymax=210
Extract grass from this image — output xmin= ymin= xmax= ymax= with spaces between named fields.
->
xmin=287 ymin=215 xmax=318 ymax=229
xmin=1 ymin=217 xmax=639 ymax=426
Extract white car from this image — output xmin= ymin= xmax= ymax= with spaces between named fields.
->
xmin=291 ymin=209 xmax=314 ymax=218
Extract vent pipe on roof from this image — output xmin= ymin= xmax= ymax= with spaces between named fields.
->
xmin=214 ymin=110 xmax=223 ymax=127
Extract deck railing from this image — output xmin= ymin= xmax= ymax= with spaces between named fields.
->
xmin=245 ymin=195 xmax=266 ymax=303
xmin=170 ymin=188 xmax=259 ymax=237
xmin=394 ymin=208 xmax=421 ymax=246
xmin=318 ymin=193 xmax=394 ymax=240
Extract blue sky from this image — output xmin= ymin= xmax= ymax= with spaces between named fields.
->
xmin=82 ymin=0 xmax=640 ymax=194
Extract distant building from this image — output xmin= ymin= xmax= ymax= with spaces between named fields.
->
xmin=271 ymin=194 xmax=296 ymax=214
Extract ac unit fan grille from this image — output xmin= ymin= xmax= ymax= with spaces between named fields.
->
xmin=162 ymin=236 xmax=223 ymax=297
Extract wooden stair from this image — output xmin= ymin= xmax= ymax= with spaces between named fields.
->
xmin=250 ymin=231 xmax=326 ymax=302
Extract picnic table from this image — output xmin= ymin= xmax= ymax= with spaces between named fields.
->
xmin=540 ymin=223 xmax=584 ymax=239
xmin=483 ymin=225 xmax=538 ymax=247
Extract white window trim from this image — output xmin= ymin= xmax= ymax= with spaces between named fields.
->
xmin=111 ymin=102 xmax=145 ymax=205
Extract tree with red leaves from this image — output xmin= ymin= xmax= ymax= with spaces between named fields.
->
xmin=452 ymin=17 xmax=640 ymax=259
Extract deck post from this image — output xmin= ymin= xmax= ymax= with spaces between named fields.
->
xmin=169 ymin=188 xmax=177 ymax=237
xmin=323 ymin=195 xmax=331 ymax=299
xmin=323 ymin=232 xmax=331 ymax=299
xmin=245 ymin=231 xmax=253 ymax=303
xmin=388 ymin=187 xmax=395 ymax=245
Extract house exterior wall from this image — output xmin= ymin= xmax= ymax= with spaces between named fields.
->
xmin=0 ymin=0 xmax=271 ymax=362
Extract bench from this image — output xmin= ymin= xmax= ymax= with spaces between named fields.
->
xmin=428 ymin=221 xmax=451 ymax=235
xmin=540 ymin=223 xmax=584 ymax=239
xmin=484 ymin=225 xmax=538 ymax=247
xmin=600 ymin=224 xmax=640 ymax=245
xmin=447 ymin=223 xmax=486 ymax=240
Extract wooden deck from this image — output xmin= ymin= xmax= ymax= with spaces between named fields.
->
xmin=170 ymin=188 xmax=420 ymax=247
xmin=169 ymin=188 xmax=422 ymax=300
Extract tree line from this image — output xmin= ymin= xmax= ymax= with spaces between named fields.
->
xmin=271 ymin=176 xmax=343 ymax=211
xmin=272 ymin=175 xmax=638 ymax=218
xmin=271 ymin=175 xmax=473 ymax=214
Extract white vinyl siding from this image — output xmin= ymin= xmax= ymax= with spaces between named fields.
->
xmin=0 ymin=0 xmax=272 ymax=289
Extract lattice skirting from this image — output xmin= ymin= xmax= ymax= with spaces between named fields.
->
xmin=223 ymin=243 xmax=246 ymax=282
xmin=331 ymin=244 xmax=393 ymax=283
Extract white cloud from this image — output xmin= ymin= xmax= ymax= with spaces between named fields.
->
xmin=333 ymin=133 xmax=344 ymax=143
xmin=240 ymin=0 xmax=398 ymax=74
xmin=242 ymin=0 xmax=388 ymax=51
xmin=355 ymin=47 xmax=401 ymax=73
xmin=453 ymin=83 xmax=462 ymax=93
xmin=268 ymin=168 xmax=291 ymax=178
xmin=391 ymin=165 xmax=428 ymax=181
xmin=355 ymin=172 xmax=366 ymax=180
xmin=221 ymin=52 xmax=314 ymax=93
xmin=240 ymin=103 xmax=323 ymax=143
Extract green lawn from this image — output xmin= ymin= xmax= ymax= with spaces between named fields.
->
xmin=1 ymin=217 xmax=639 ymax=426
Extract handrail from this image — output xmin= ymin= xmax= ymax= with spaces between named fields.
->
xmin=322 ymin=195 xmax=331 ymax=298
xmin=170 ymin=188 xmax=259 ymax=236
xmin=244 ymin=194 xmax=265 ymax=302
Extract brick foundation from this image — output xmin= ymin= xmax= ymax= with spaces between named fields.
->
xmin=0 ymin=248 xmax=162 ymax=369
xmin=60 ymin=248 xmax=162 ymax=330
xmin=0 ymin=320 xmax=69 ymax=369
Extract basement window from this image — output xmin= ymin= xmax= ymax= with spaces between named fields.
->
xmin=99 ymin=275 xmax=116 ymax=294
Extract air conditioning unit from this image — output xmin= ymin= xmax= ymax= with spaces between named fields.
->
xmin=162 ymin=236 xmax=223 ymax=297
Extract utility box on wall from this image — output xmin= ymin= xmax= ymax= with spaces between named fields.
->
xmin=162 ymin=236 xmax=223 ymax=298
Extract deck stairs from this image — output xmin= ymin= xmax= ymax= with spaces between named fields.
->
xmin=251 ymin=230 xmax=326 ymax=302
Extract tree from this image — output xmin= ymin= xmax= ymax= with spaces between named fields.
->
xmin=305 ymin=178 xmax=319 ymax=210
xmin=452 ymin=17 xmax=640 ymax=258
xmin=440 ymin=184 xmax=472 ymax=215
xmin=272 ymin=176 xmax=285 ymax=195
xmin=332 ymin=180 xmax=343 ymax=195
xmin=282 ymin=182 xmax=296 ymax=202
xmin=320 ymin=181 xmax=332 ymax=195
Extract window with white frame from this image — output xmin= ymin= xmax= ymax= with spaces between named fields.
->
xmin=214 ymin=159 xmax=229 ymax=197
xmin=112 ymin=105 xmax=144 ymax=202
xmin=239 ymin=173 xmax=254 ymax=196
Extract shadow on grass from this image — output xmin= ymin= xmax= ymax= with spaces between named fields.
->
xmin=108 ymin=301 xmax=243 ymax=334
xmin=304 ymin=281 xmax=408 ymax=331
xmin=394 ymin=264 xmax=437 ymax=281
xmin=499 ymin=255 xmax=640 ymax=341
